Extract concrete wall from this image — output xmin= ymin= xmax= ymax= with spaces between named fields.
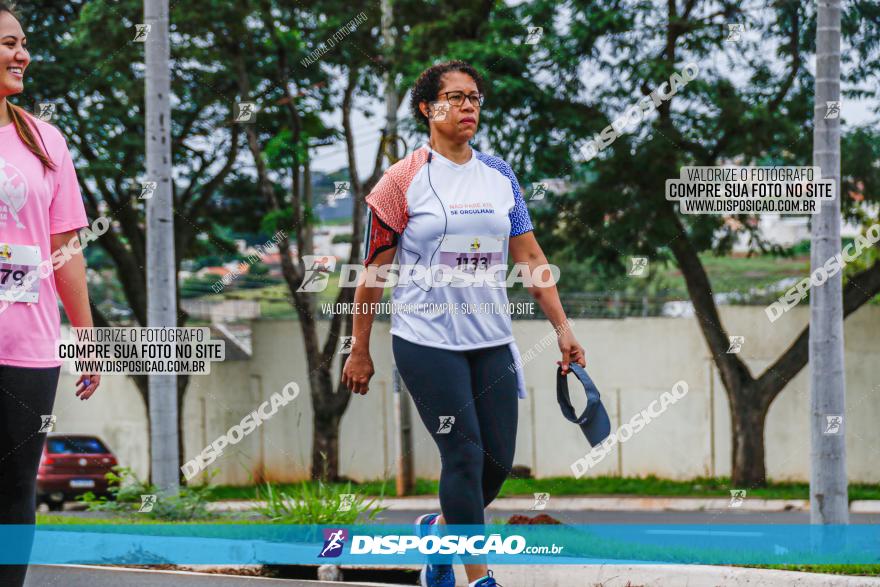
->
xmin=53 ymin=304 xmax=880 ymax=484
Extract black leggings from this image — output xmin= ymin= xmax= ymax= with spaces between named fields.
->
xmin=0 ymin=364 xmax=61 ymax=587
xmin=392 ymin=336 xmax=518 ymax=525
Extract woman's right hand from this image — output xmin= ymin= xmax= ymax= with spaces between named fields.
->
xmin=342 ymin=349 xmax=375 ymax=395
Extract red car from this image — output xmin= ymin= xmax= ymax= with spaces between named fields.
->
xmin=37 ymin=434 xmax=118 ymax=510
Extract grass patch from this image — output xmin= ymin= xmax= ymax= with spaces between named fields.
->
xmin=203 ymin=476 xmax=880 ymax=502
xmin=220 ymin=274 xmax=394 ymax=319
xmin=660 ymin=253 xmax=809 ymax=296
xmin=207 ymin=477 xmax=428 ymax=501
xmin=253 ymin=479 xmax=386 ymax=524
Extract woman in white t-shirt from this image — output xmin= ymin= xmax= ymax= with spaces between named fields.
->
xmin=342 ymin=60 xmax=585 ymax=587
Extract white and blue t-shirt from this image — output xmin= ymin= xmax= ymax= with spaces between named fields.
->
xmin=364 ymin=144 xmax=534 ymax=396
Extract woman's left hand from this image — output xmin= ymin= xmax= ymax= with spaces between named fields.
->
xmin=557 ymin=328 xmax=586 ymax=374
xmin=75 ymin=373 xmax=101 ymax=400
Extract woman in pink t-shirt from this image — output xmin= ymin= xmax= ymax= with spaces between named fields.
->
xmin=0 ymin=5 xmax=101 ymax=585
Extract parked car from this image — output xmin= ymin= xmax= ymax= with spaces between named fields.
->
xmin=37 ymin=434 xmax=118 ymax=511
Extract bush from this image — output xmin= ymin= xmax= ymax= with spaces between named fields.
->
xmin=77 ymin=466 xmax=216 ymax=521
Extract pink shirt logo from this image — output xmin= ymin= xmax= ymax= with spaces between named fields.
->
xmin=0 ymin=156 xmax=29 ymax=230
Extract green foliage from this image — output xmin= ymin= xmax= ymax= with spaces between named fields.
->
xmin=254 ymin=479 xmax=386 ymax=525
xmin=788 ymin=240 xmax=812 ymax=257
xmin=261 ymin=208 xmax=295 ymax=237
xmin=19 ymin=0 xmax=879 ymax=301
xmin=842 ymin=226 xmax=880 ymax=296
xmin=77 ymin=466 xmax=216 ymax=521
xmin=180 ymin=274 xmax=221 ymax=299
xmin=521 ymin=1 xmax=880 ymax=290
xmin=396 ymin=0 xmax=593 ymax=176
xmin=82 ymin=245 xmax=114 ymax=271
xmin=248 ymin=262 xmax=270 ymax=277
xmin=237 ymin=267 xmax=279 ymax=290
xmin=192 ymin=254 xmax=234 ymax=270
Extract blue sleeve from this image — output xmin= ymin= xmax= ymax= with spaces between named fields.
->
xmin=508 ymin=183 xmax=534 ymax=237
xmin=474 ymin=151 xmax=534 ymax=237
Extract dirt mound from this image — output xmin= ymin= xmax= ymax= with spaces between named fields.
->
xmin=507 ymin=513 xmax=562 ymax=524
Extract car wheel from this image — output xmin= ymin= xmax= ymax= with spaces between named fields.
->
xmin=47 ymin=500 xmax=64 ymax=512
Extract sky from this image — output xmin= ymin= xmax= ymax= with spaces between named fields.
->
xmin=309 ymin=15 xmax=878 ymax=179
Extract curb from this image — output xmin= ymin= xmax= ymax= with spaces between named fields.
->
xmin=850 ymin=500 xmax=880 ymax=514
xmin=209 ymin=496 xmax=840 ymax=513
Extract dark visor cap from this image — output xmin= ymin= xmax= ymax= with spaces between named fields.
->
xmin=556 ymin=363 xmax=612 ymax=447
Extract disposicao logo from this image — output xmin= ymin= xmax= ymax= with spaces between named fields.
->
xmin=319 ymin=528 xmax=348 ymax=558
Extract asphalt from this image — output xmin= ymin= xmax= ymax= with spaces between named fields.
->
xmin=25 ymin=565 xmax=403 ymax=587
xmin=25 ymin=562 xmax=880 ymax=587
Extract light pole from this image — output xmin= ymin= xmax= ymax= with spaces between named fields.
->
xmin=144 ymin=0 xmax=179 ymax=492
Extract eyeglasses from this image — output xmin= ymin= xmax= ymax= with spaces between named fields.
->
xmin=437 ymin=91 xmax=484 ymax=108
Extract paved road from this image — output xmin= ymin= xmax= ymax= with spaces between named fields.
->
xmin=25 ymin=565 xmax=400 ymax=587
xmin=24 ymin=562 xmax=880 ymax=587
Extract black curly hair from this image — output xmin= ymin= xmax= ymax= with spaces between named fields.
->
xmin=410 ymin=60 xmax=485 ymax=130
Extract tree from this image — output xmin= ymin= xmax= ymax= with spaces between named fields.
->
xmin=219 ymin=0 xmax=513 ymax=480
xmin=538 ymin=0 xmax=880 ymax=486
xmin=212 ymin=0 xmax=379 ymax=480
xmin=18 ymin=0 xmax=244 ymax=480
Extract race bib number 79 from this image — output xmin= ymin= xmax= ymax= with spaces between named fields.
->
xmin=0 ymin=243 xmax=41 ymax=304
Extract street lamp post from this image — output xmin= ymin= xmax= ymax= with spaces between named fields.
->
xmin=144 ymin=0 xmax=179 ymax=493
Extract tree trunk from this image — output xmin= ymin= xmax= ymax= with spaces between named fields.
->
xmin=311 ymin=417 xmax=342 ymax=481
xmin=310 ymin=371 xmax=343 ymax=481
xmin=177 ymin=373 xmax=190 ymax=484
xmin=729 ymin=387 xmax=771 ymax=487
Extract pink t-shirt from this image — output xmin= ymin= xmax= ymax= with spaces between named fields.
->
xmin=0 ymin=116 xmax=88 ymax=368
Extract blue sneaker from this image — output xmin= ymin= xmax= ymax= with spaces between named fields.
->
xmin=472 ymin=570 xmax=501 ymax=586
xmin=416 ymin=513 xmax=454 ymax=587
